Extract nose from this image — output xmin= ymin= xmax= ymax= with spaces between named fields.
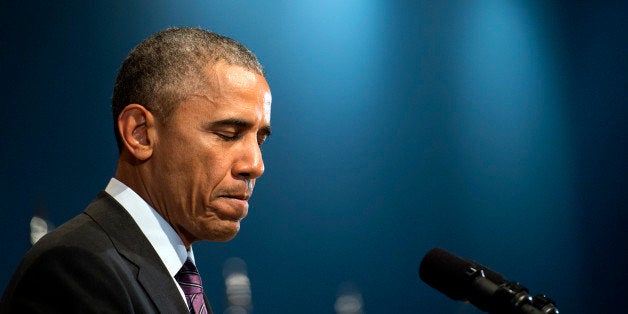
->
xmin=233 ymin=136 xmax=265 ymax=180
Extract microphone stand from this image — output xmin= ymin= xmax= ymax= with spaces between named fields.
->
xmin=466 ymin=267 xmax=559 ymax=314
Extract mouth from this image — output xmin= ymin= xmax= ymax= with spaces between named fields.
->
xmin=215 ymin=194 xmax=250 ymax=221
xmin=223 ymin=194 xmax=250 ymax=201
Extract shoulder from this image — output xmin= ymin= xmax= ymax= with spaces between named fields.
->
xmin=0 ymin=193 xmax=170 ymax=313
xmin=1 ymin=194 xmax=129 ymax=305
xmin=12 ymin=192 xmax=139 ymax=280
xmin=26 ymin=207 xmax=113 ymax=261
xmin=28 ymin=192 xmax=134 ymax=257
xmin=0 ymin=240 xmax=138 ymax=313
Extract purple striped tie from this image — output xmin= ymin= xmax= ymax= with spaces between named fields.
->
xmin=175 ymin=258 xmax=208 ymax=314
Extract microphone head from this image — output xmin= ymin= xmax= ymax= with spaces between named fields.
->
xmin=419 ymin=248 xmax=505 ymax=301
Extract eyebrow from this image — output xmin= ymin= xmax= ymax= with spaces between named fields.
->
xmin=208 ymin=118 xmax=272 ymax=137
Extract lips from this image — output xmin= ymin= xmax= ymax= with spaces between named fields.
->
xmin=224 ymin=193 xmax=250 ymax=201
xmin=215 ymin=194 xmax=250 ymax=221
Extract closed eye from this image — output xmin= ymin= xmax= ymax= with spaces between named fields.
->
xmin=214 ymin=131 xmax=242 ymax=141
xmin=205 ymin=119 xmax=271 ymax=146
xmin=204 ymin=119 xmax=248 ymax=141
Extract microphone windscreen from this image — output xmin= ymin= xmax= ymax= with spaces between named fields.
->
xmin=419 ymin=248 xmax=505 ymax=301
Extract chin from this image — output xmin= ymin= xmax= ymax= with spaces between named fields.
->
xmin=205 ymin=223 xmax=241 ymax=242
xmin=209 ymin=232 xmax=239 ymax=242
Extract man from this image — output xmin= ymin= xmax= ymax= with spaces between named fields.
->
xmin=0 ymin=27 xmax=272 ymax=313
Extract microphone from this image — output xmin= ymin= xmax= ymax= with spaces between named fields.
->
xmin=418 ymin=248 xmax=558 ymax=314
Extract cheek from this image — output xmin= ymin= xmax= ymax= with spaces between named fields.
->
xmin=163 ymin=135 xmax=234 ymax=196
xmin=189 ymin=151 xmax=233 ymax=189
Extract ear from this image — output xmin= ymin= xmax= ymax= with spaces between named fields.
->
xmin=117 ymin=104 xmax=156 ymax=161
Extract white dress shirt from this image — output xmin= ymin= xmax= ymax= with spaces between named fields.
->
xmin=105 ymin=177 xmax=194 ymax=303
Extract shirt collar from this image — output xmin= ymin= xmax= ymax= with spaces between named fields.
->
xmin=104 ymin=178 xmax=194 ymax=275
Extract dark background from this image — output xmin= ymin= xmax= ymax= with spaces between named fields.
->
xmin=1 ymin=1 xmax=626 ymax=313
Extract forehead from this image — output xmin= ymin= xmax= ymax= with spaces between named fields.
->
xmin=173 ymin=62 xmax=271 ymax=121
xmin=203 ymin=61 xmax=269 ymax=94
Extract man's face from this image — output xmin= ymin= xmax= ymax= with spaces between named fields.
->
xmin=147 ymin=61 xmax=271 ymax=245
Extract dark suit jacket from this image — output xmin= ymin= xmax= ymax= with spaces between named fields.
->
xmin=0 ymin=192 xmax=212 ymax=313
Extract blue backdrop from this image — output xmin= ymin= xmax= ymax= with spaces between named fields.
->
xmin=1 ymin=1 xmax=626 ymax=313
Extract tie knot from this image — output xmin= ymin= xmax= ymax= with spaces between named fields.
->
xmin=175 ymin=259 xmax=204 ymax=295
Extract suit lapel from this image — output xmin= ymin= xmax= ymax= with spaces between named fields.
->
xmin=84 ymin=192 xmax=191 ymax=313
